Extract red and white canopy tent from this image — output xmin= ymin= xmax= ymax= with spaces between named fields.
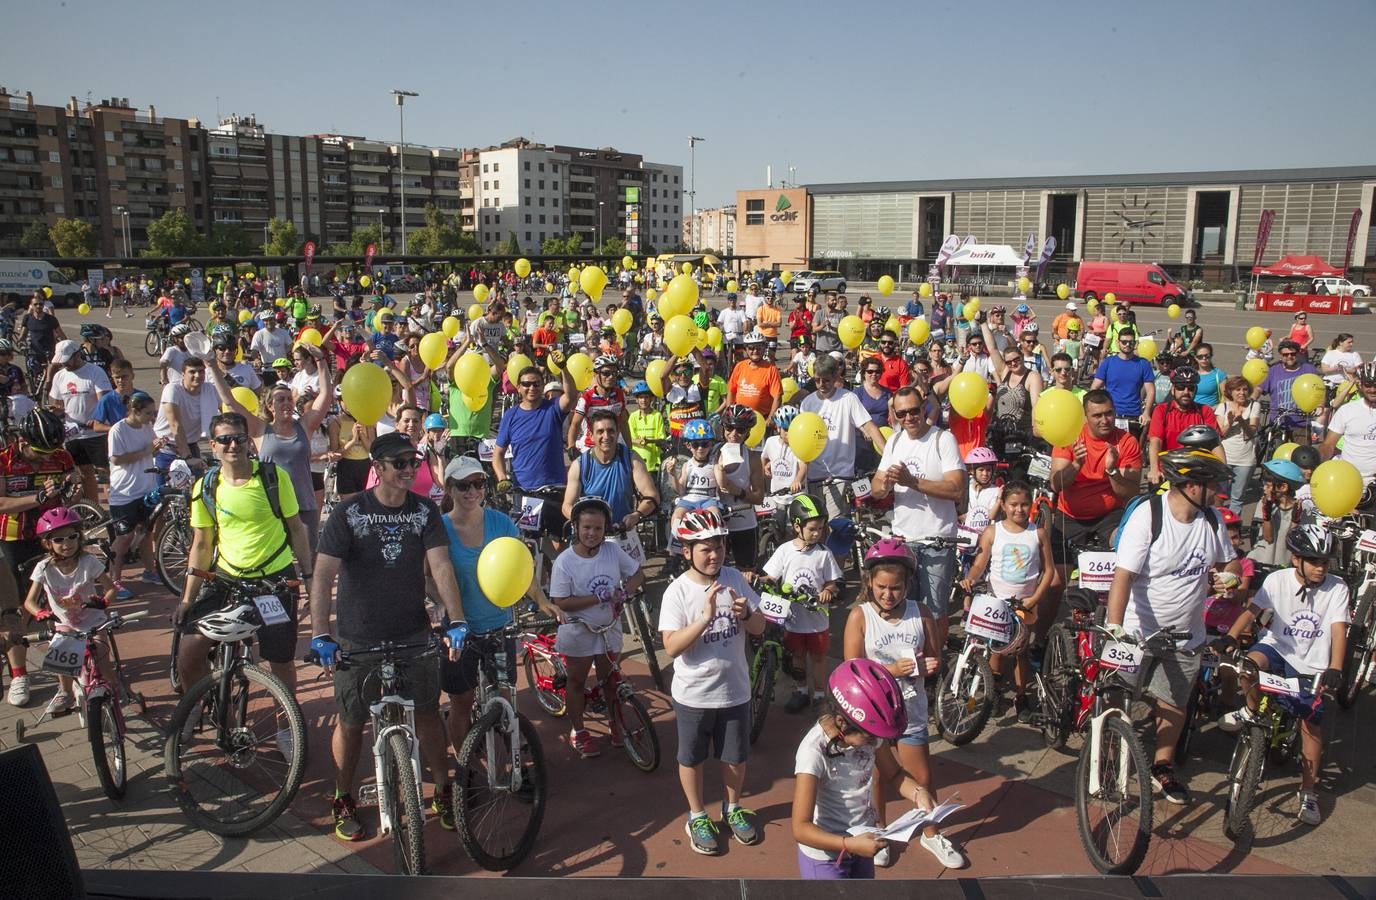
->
xmin=1250 ymin=254 xmax=1344 ymax=277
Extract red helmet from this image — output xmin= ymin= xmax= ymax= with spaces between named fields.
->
xmin=675 ymin=507 xmax=728 ymax=544
xmin=828 ymin=658 xmax=908 ymax=740
xmin=1216 ymin=506 xmax=1241 ymax=526
xmin=36 ymin=506 xmax=82 ymax=538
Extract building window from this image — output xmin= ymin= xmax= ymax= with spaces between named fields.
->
xmin=53 ymin=203 xmax=65 ymax=215
xmin=552 ymin=164 xmax=559 ymax=173
xmin=524 ymin=178 xmax=530 ymax=188
xmin=553 ymin=198 xmax=559 ymax=208
xmin=538 ymin=180 xmax=545 ymax=189
xmin=48 ymin=151 xmax=60 ymax=163
xmin=525 ymin=214 xmax=531 ymax=223
xmin=482 ymin=163 xmax=488 ymax=172
xmin=554 ymin=215 xmax=560 ymax=224
xmin=493 ymin=163 xmax=499 ymax=172
xmin=674 ymin=175 xmax=679 ymax=184
xmin=174 ymin=159 xmax=183 ymax=170
xmin=673 ymin=190 xmax=679 ymax=199
xmin=652 ymin=204 xmax=658 ymax=212
xmin=51 ymin=175 xmax=62 ymax=188
xmin=538 ymin=162 xmax=545 ymax=172
xmin=539 ymin=232 xmax=546 ymax=241
xmin=525 ymin=231 xmax=531 ymax=241
xmin=539 ymin=214 xmax=546 ymax=224
xmin=104 ymin=131 xmax=115 ymax=142
xmin=493 ymin=180 xmax=499 ymax=189
xmin=524 ymin=161 xmax=530 ymax=171
xmin=482 ymin=180 xmax=489 ymax=190
xmin=539 ymin=197 xmax=545 ymax=207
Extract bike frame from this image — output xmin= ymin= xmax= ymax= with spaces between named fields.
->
xmin=369 ymin=689 xmax=420 ymax=838
xmin=473 ymin=633 xmax=525 ymax=794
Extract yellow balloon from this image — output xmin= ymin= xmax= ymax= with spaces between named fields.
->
xmin=454 ymin=352 xmax=491 ymax=398
xmin=664 ymin=315 xmax=699 ymax=357
xmin=1032 ymin=388 xmax=1086 ymax=448
xmin=645 ymin=359 xmax=668 ymax=397
xmin=1167 ymin=303 xmax=1181 ymax=319
xmin=963 ymin=303 xmax=978 ymax=322
xmin=1291 ymin=373 xmax=1324 ymax=413
xmin=42 ymin=286 xmax=53 ymax=299
xmin=1245 ymin=326 xmax=1267 ymax=350
xmin=1271 ymin=442 xmax=1299 ymax=462
xmin=275 ymin=298 xmax=287 ymax=308
xmin=461 ymin=391 xmax=487 ymax=413
xmin=230 ymin=386 xmax=260 ymax=417
xmin=726 ymin=279 xmax=739 ymax=293
xmin=514 ymin=257 xmax=531 ymax=278
xmin=544 ymin=281 xmax=556 ymax=294
xmin=1086 ymin=299 xmax=1099 ymax=314
xmin=885 ymin=314 xmax=901 ymax=335
xmin=340 ymin=362 xmax=390 ymax=425
xmin=879 ymin=426 xmax=893 ymax=442
xmin=838 ymin=315 xmax=866 ymax=349
xmin=1137 ymin=337 xmax=1158 ymax=361
xmin=877 ymin=275 xmax=895 ymax=296
xmin=658 ymin=288 xmax=688 ymax=321
xmin=668 ymin=273 xmax=699 ymax=308
xmin=441 ymin=316 xmax=461 ymax=339
xmin=477 ymin=536 xmax=533 ymax=608
xmin=787 ymin=412 xmax=829 ymax=463
xmin=238 ymin=309 xmax=252 ymax=323
xmin=418 ymin=332 xmax=448 ymax=370
xmin=473 ymin=283 xmax=490 ymax=304
xmin=580 ymin=265 xmax=609 ymax=301
xmin=1017 ymin=276 xmax=1031 ymax=295
xmin=745 ymin=411 xmax=767 ymax=448
xmin=948 ymin=372 xmax=988 ymax=419
xmin=1056 ymin=283 xmax=1070 ymax=301
xmin=680 ymin=262 xmax=694 ymax=275
xmin=468 ymin=303 xmax=484 ymax=321
xmin=298 ymin=327 xmax=323 ymax=347
xmin=781 ymin=270 xmax=794 ymax=286
xmin=1242 ymin=358 xmax=1268 ymax=386
xmin=547 ymin=353 xmax=562 ymax=375
xmin=908 ymin=317 xmax=930 ymax=345
xmin=918 ymin=282 xmax=933 ymax=298
xmin=1104 ymin=292 xmax=1117 ymax=305
xmin=506 ymin=352 xmax=533 ymax=384
xmin=359 ymin=275 xmax=371 ymax=288
xmin=611 ymin=308 xmax=633 ymax=336
xmin=567 ymin=268 xmax=580 ymax=287
xmin=706 ymin=325 xmax=723 ymax=350
xmin=1310 ymin=459 xmax=1364 ymax=518
xmin=781 ymin=377 xmax=799 ymax=402
xmin=566 ymin=352 xmax=594 ymax=391
xmin=645 ymin=288 xmax=658 ymax=303
xmin=77 ymin=303 xmax=90 ymax=315
xmin=246 ymin=272 xmax=255 ymax=280
xmin=622 ymin=256 xmax=635 ymax=271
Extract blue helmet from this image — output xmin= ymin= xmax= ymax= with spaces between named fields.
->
xmin=1261 ymin=459 xmax=1304 ymax=488
xmin=423 ymin=412 xmax=445 ymax=430
xmin=772 ymin=404 xmax=800 ymax=430
xmin=682 ymin=419 xmax=714 ymax=442
xmin=631 ymin=379 xmax=652 ymax=396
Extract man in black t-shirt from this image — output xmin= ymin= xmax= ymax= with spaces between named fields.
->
xmin=309 ymin=431 xmax=468 ymax=841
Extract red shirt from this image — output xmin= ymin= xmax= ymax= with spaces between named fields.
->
xmin=877 ymin=354 xmax=910 ymax=394
xmin=788 ymin=308 xmax=813 ymax=340
xmin=1053 ymin=425 xmax=1143 ymax=521
xmin=1147 ymin=401 xmax=1219 ymax=452
xmin=0 ymin=443 xmax=77 ymax=542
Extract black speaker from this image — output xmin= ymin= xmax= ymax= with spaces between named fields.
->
xmin=0 ymin=743 xmax=85 ymax=899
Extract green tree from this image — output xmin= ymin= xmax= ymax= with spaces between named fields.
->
xmin=326 ymin=224 xmax=390 ymax=258
xmin=49 ymin=218 xmax=96 ymax=257
xmin=494 ymin=231 xmax=522 ymax=256
xmin=142 ymin=208 xmax=206 ymax=257
xmin=20 ymin=219 xmax=52 ymax=254
xmin=263 ymin=217 xmax=301 ymax=256
xmin=407 ymin=204 xmax=480 ymax=256
xmin=594 ymin=236 xmax=628 ymax=258
xmin=541 ymin=233 xmax=584 ymax=256
xmin=206 ymin=223 xmax=257 ymax=256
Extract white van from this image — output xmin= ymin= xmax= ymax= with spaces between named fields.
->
xmin=0 ymin=259 xmax=85 ymax=306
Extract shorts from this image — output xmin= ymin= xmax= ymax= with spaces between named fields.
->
xmin=784 ymin=629 xmax=830 ymax=658
xmin=298 ymin=506 xmax=321 ymax=556
xmin=906 ymin=543 xmax=956 ymax=619
xmin=109 ymin=499 xmax=152 ymax=536
xmin=797 ymin=846 xmax=875 ymax=880
xmin=67 ymin=435 xmax=108 ymax=469
xmin=1047 ymin=508 xmax=1124 ymax=566
xmin=1142 ymin=647 xmax=1202 ymax=710
xmin=335 ymin=457 xmax=372 ymax=494
xmin=518 ymin=487 xmax=567 ymax=541
xmin=898 ymin=725 xmax=931 ymax=747
xmin=335 ymin=629 xmax=441 ymax=727
xmin=808 ymin=479 xmax=850 ymax=522
xmin=180 ymin=567 xmax=300 ymax=665
xmin=1251 ymin=644 xmax=1325 ymax=724
xmin=310 ymin=471 xmax=325 ymax=492
xmin=726 ymin=527 xmax=758 ymax=571
xmin=440 ymin=632 xmax=517 ymax=696
xmin=673 ymin=700 xmax=751 ymax=767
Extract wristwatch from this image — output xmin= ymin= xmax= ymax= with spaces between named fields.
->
xmin=1105 ymin=466 xmax=1120 ymax=478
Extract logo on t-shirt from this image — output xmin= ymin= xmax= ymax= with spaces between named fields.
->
xmin=1283 ymin=609 xmax=1323 ymax=641
xmin=588 ymin=573 xmax=616 ymax=604
xmin=703 ymin=606 xmax=740 ymax=644
xmin=1170 ymin=548 xmax=1208 ymax=579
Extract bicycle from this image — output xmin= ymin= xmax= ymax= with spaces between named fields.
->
xmin=935 ymin=587 xmax=1029 ymax=745
xmin=162 ymin=568 xmax=307 ymax=836
xmin=1333 ymin=519 xmax=1376 ymax=709
xmin=144 ymin=317 xmax=171 ymax=357
xmin=605 ymin=522 xmax=667 ymax=693
xmin=455 ymin=622 xmax=548 ymax=871
xmin=747 ymin=580 xmax=828 ymax=744
xmin=307 ymin=635 xmax=441 ymax=875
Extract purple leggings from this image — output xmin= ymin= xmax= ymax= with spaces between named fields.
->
xmin=796 ymin=846 xmax=875 ymax=880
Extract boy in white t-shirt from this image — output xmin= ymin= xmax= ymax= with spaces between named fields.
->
xmin=106 ymin=391 xmax=161 ymax=598
xmin=1216 ymin=525 xmax=1348 ymax=826
xmin=658 ymin=507 xmax=765 ymax=856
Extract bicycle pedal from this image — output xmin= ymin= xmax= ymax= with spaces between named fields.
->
xmin=356 ymin=783 xmax=379 ymax=808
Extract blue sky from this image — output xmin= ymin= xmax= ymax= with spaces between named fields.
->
xmin=10 ymin=0 xmax=1375 ymax=207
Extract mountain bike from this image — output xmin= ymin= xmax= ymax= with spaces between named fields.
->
xmin=748 ymin=581 xmax=827 ymax=744
xmin=1335 ymin=521 xmax=1376 ymax=709
xmin=163 ymin=569 xmax=307 ymax=836
xmin=456 ymin=621 xmax=548 ymax=871
xmin=607 ymin=523 xmax=666 ymax=692
xmin=935 ymin=588 xmax=1029 ymax=745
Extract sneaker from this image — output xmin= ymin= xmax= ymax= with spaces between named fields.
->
xmin=1150 ymin=762 xmax=1190 ymax=805
xmin=430 ymin=783 xmax=455 ymax=831
xmin=275 ymin=728 xmax=295 ymax=760
xmin=722 ymin=805 xmax=760 ymax=845
xmin=1014 ymin=694 xmax=1037 ymax=725
xmin=784 ymin=690 xmax=810 ymax=714
xmin=873 ymin=844 xmax=894 ymax=868
xmin=1218 ymin=707 xmax=1257 ymax=734
xmin=570 ymin=728 xmax=601 ymax=758
xmin=608 ymin=721 xmax=624 ymax=749
xmin=139 ymin=571 xmax=163 ymax=586
xmin=113 ymin=582 xmax=133 ymax=601
xmin=919 ymin=831 xmax=966 ymax=868
xmin=7 ymin=674 xmax=31 ymax=707
xmin=46 ymin=692 xmax=75 ymax=716
xmin=684 ymin=814 xmax=721 ymax=855
xmin=332 ymin=793 xmax=365 ymax=842
xmin=1297 ymin=790 xmax=1321 ymax=826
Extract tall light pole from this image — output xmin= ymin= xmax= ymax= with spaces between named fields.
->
xmin=688 ymin=136 xmax=705 ymax=250
xmin=392 ymin=89 xmax=419 ymax=255
xmin=597 ymin=200 xmax=605 ymax=250
xmin=378 ymin=208 xmax=385 ymax=247
xmin=114 ymin=206 xmax=129 ymax=256
xmin=263 ymin=221 xmax=270 ymax=252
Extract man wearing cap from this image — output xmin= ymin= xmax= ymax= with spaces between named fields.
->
xmin=250 ymin=313 xmax=293 ymax=369
xmin=1052 ymin=302 xmax=1083 ymax=341
xmin=727 ymin=332 xmax=783 ymax=422
xmin=985 ymin=306 xmax=1014 ymax=355
xmin=310 ymin=430 xmax=466 ymax=840
xmin=718 ymin=294 xmax=748 ymax=367
xmin=46 ymin=339 xmax=112 ymax=503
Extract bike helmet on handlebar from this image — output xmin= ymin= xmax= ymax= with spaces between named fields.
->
xmin=194 ymin=603 xmax=263 ymax=643
xmin=963 ymin=446 xmax=998 ymax=466
xmin=35 ymin=506 xmax=82 ymax=538
xmin=20 ymin=408 xmax=66 ymax=451
xmin=863 ymin=537 xmax=916 ymax=573
xmin=828 ymin=658 xmax=907 ymax=740
xmin=1176 ymin=424 xmax=1222 ymax=452
xmin=772 ymin=405 xmax=800 ymax=430
xmin=682 ymin=419 xmax=714 ymax=442
xmin=1260 ymin=458 xmax=1305 ymax=489
xmin=1159 ymin=449 xmax=1231 ymax=487
xmin=1286 ymin=524 xmax=1334 ymax=560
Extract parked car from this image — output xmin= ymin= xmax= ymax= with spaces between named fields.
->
xmin=791 ymin=270 xmax=846 ymax=293
xmin=1073 ymin=261 xmax=1188 ymax=307
xmin=1311 ymin=277 xmax=1371 ymax=297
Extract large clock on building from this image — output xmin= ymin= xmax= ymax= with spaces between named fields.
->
xmin=1105 ymin=195 xmax=1164 ymax=253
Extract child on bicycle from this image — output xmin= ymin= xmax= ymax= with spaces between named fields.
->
xmin=791 ymin=659 xmax=933 ymax=880
xmin=1250 ymin=460 xmax=1304 ymax=566
xmin=761 ymin=493 xmax=842 ymax=714
xmin=667 ymin=418 xmax=722 ymax=539
xmin=842 ymin=539 xmax=965 ymax=869
xmin=627 ymin=380 xmax=668 ymax=475
xmin=22 ymin=507 xmax=118 ymax=717
xmin=958 ymin=446 xmax=1002 ymax=551
xmin=1215 ymin=525 xmax=1348 ymax=826
xmin=549 ymin=496 xmax=644 ymax=759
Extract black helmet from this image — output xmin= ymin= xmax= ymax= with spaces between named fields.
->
xmin=1290 ymin=445 xmax=1321 ymax=471
xmin=1160 ymin=449 xmax=1230 ymax=487
xmin=20 ymin=408 xmax=66 ymax=451
xmin=787 ymin=493 xmax=827 ymax=528
xmin=211 ymin=332 xmax=237 ymax=351
xmin=568 ymin=496 xmax=613 ymax=528
xmin=1169 ymin=366 xmax=1200 ymax=389
xmin=79 ymin=324 xmax=99 ymax=340
xmin=721 ymin=403 xmax=757 ymax=432
xmin=1286 ymin=524 xmax=1333 ymax=560
xmin=1176 ymin=424 xmax=1221 ymax=451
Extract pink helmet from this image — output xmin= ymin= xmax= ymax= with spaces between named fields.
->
xmin=828 ymin=658 xmax=908 ymax=740
xmin=963 ymin=446 xmax=998 ymax=466
xmin=35 ymin=506 xmax=82 ymax=538
xmin=863 ymin=537 xmax=915 ymax=572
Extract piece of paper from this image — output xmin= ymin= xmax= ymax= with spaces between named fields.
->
xmin=847 ymin=797 xmax=964 ymax=842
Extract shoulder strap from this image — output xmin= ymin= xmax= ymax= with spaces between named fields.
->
xmin=1149 ymin=492 xmax=1164 ymax=544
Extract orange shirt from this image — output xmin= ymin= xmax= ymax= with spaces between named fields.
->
xmin=728 ymin=360 xmax=782 ymax=418
xmin=755 ymin=304 xmax=782 ymax=339
xmin=1053 ymin=424 xmax=1143 ymax=520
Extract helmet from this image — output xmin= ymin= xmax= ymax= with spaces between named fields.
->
xmin=1176 ymin=424 xmax=1222 ymax=451
xmin=963 ymin=446 xmax=998 ymax=466
xmin=211 ymin=332 xmax=236 ymax=351
xmin=1286 ymin=524 xmax=1334 ymax=560
xmin=682 ymin=419 xmax=714 ymax=442
xmin=726 ymin=292 xmax=738 ymax=300
xmin=79 ymin=324 xmax=99 ymax=340
xmin=630 ymin=380 xmax=651 ymax=396
xmin=194 ymin=602 xmax=262 ymax=643
xmin=1016 ymin=304 xmax=1030 ymax=314
xmin=166 ymin=459 xmax=194 ymax=490
xmin=1217 ymin=507 xmax=1241 ymax=526
xmin=1356 ymin=361 xmax=1376 ymax=385
xmin=169 ymin=322 xmax=192 ymax=338
xmin=271 ymin=357 xmax=292 ymax=369
xmin=594 ymin=354 xmax=619 ymax=371
xmin=600 ymin=326 xmax=616 ymax=336
xmin=1067 ymin=320 xmax=1081 ymax=332
xmin=1170 ymin=367 xmax=1200 ymax=389
xmin=675 ymin=507 xmax=728 ymax=543
xmin=721 ymin=403 xmax=756 ymax=431
xmin=569 ymin=495 xmax=613 ymax=527
xmin=0 ymin=338 xmax=13 ymax=353
xmin=787 ymin=493 xmax=827 ymax=528
xmin=35 ymin=506 xmax=82 ymax=538
xmin=863 ymin=537 xmax=916 ymax=572
xmin=1160 ymin=449 xmax=1231 ymax=487
xmin=1261 ymin=459 xmax=1305 ymax=488
xmin=1023 ymin=322 xmax=1039 ymax=334
xmin=20 ymin=408 xmax=65 ymax=451
xmin=743 ymin=331 xmax=766 ymax=346
xmin=423 ymin=413 xmax=445 ymax=430
xmin=772 ymin=405 xmax=800 ymax=430
xmin=828 ymin=658 xmax=908 ymax=740
xmin=1290 ymin=445 xmax=1321 ymax=471
xmin=274 ymin=310 xmax=288 ymax=323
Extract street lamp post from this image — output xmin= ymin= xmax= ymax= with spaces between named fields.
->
xmin=391 ymin=89 xmax=419 ymax=256
xmin=688 ymin=136 xmax=705 ymax=251
xmin=263 ymin=222 xmax=270 ymax=252
xmin=378 ymin=208 xmax=385 ymax=247
xmin=597 ymin=200 xmax=605 ymax=251
xmin=113 ymin=206 xmax=129 ymax=256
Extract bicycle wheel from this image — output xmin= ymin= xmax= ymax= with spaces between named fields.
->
xmin=627 ymin=595 xmax=665 ymax=692
xmin=456 ymin=706 xmax=547 ymax=871
xmin=1174 ymin=674 xmax=1205 ymax=768
xmin=522 ymin=649 xmax=567 ymax=717
xmin=157 ymin=517 xmax=192 ymax=595
xmin=1223 ymin=724 xmax=1267 ymax=842
xmin=169 ymin=628 xmax=184 ymax=695
xmin=748 ymin=644 xmax=777 ymax=745
xmin=1075 ymin=713 xmax=1153 ymax=874
xmin=88 ymin=695 xmax=127 ymax=800
xmin=382 ymin=730 xmax=425 ymax=875
xmin=70 ymin=502 xmax=112 ymax=539
xmin=144 ymin=332 xmax=161 ymax=357
xmin=613 ymin=683 xmax=659 ymax=773
xmin=935 ymin=653 xmax=995 ymax=746
xmin=1039 ymin=624 xmax=1077 ymax=753
xmin=1338 ymin=588 xmax=1374 ymax=709
xmin=163 ymin=663 xmax=306 ymax=836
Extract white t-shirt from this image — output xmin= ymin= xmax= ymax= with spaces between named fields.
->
xmin=1115 ymin=499 xmax=1235 ymax=651
xmin=155 ymin=381 xmax=213 ymax=444
xmin=1327 ymin=399 xmax=1376 ymax=478
xmin=222 ymin=361 xmax=262 ymax=391
xmin=48 ymin=363 xmax=112 ymax=439
xmin=964 ymin=483 xmax=1001 ymax=532
xmin=762 ymin=540 xmax=841 ymax=634
xmin=961 ymin=355 xmax=993 ymax=380
xmin=794 ymin=721 xmax=877 ymax=861
xmin=31 ymin=555 xmax=107 ymax=631
xmin=744 ymin=294 xmax=764 ymax=323
xmin=761 ymin=434 xmax=800 ymax=492
xmin=290 ymin=368 xmax=321 ymax=399
xmin=878 ymin=426 xmax=963 ymax=541
xmin=718 ymin=307 xmax=747 ymax=342
xmin=250 ymin=327 xmax=293 ymax=367
xmin=1252 ymin=569 xmax=1350 ymax=675
xmin=160 ymin=345 xmax=189 ymax=383
xmin=107 ymin=420 xmax=157 ymax=506
xmin=1320 ymin=348 xmax=1362 ymax=386
xmin=657 ymin=566 xmax=760 ymax=708
xmin=800 ymin=389 xmax=873 ymax=479
xmin=550 ymin=541 xmax=639 ymax=658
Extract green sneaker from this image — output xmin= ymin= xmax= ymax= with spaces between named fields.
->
xmin=332 ymin=793 xmax=365 ymax=842
xmin=431 ymin=783 xmax=455 ymax=831
xmin=684 ymin=813 xmax=721 ymax=855
xmin=723 ymin=805 xmax=760 ymax=845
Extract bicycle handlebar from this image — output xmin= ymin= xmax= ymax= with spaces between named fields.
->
xmin=29 ymin=609 xmax=149 ymax=643
xmin=303 ymin=635 xmax=440 ymax=670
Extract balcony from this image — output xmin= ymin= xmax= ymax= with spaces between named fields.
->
xmin=352 ymin=161 xmax=388 ymax=173
xmin=351 ymin=182 xmax=387 ymax=193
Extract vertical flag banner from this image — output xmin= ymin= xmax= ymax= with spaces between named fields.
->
xmin=1024 ymin=232 xmax=1038 ymax=264
xmin=303 ymin=240 xmax=317 ymax=275
xmin=1252 ymin=209 xmax=1275 ymax=269
xmin=364 ymin=242 xmax=377 ymax=275
xmin=1035 ymin=236 xmax=1057 ymax=284
xmin=1342 ymin=209 xmax=1362 ymax=273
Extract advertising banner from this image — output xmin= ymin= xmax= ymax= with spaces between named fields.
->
xmin=364 ymin=242 xmax=376 ymax=274
xmin=1252 ymin=209 xmax=1275 ymax=269
xmin=303 ymin=240 xmax=317 ymax=275
xmin=1255 ymin=293 xmax=1353 ymax=315
xmin=1342 ymin=209 xmax=1362 ymax=273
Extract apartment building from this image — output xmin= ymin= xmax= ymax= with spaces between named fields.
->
xmin=683 ymin=205 xmax=735 ymax=254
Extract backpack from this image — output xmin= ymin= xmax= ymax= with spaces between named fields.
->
xmin=197 ymin=460 xmax=290 ymax=576
xmin=1111 ymin=491 xmax=1218 ymax=551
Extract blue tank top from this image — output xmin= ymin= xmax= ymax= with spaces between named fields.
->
xmin=578 ymin=444 xmax=634 ymax=521
xmin=853 ymin=386 xmax=890 ymax=426
xmin=441 ymin=509 xmax=520 ymax=634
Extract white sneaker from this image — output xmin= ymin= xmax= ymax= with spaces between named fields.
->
xmin=7 ymin=675 xmax=31 ymax=706
xmin=1218 ymin=707 xmax=1256 ymax=733
xmin=45 ymin=692 xmax=75 ymax=716
xmin=919 ymin=831 xmax=966 ymax=868
xmin=1297 ymin=790 xmax=1321 ymax=826
xmin=275 ymin=728 xmax=295 ymax=760
xmin=873 ymin=845 xmax=893 ymax=868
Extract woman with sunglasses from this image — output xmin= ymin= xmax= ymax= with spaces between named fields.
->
xmin=854 ymin=360 xmax=892 ymax=476
xmin=1288 ymin=312 xmax=1314 ymax=354
xmin=1191 ymin=342 xmax=1226 ymax=406
xmin=984 ymin=320 xmax=1043 ymax=444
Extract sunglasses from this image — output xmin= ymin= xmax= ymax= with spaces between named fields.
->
xmin=597 ymin=368 xmax=617 ymax=376
xmin=1280 ymin=351 xmax=1298 ymax=357
xmin=1053 ymin=366 xmax=1074 ymax=374
xmin=723 ymin=424 xmax=748 ymax=433
xmin=519 ymin=380 xmax=542 ymax=388
xmin=1196 ymin=354 xmax=1212 ymax=359
xmin=48 ymin=532 xmax=81 ymax=544
xmin=893 ymin=407 xmax=922 ymax=419
xmin=863 ymin=368 xmax=881 ymax=375
xmin=383 ymin=456 xmax=424 ymax=471
xmin=689 ymin=440 xmax=714 ymax=449
xmin=451 ymin=478 xmax=486 ymax=493
xmin=212 ymin=433 xmax=249 ymax=447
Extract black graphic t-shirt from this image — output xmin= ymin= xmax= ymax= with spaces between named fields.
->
xmin=319 ymin=489 xmax=447 ymax=642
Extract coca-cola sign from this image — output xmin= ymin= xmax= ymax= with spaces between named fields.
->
xmin=1255 ymin=292 xmax=1354 ymax=315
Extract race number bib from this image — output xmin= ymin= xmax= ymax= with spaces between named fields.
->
xmin=1099 ymin=641 xmax=1144 ymax=674
xmin=758 ymin=593 xmax=792 ymax=625
xmin=42 ymin=633 xmax=86 ymax=677
xmin=851 ymin=477 xmax=872 ymax=500
xmin=1027 ymin=453 xmax=1052 ymax=482
xmin=1355 ymin=529 xmax=1376 ymax=557
xmin=956 ymin=524 xmax=983 ymax=550
xmin=1257 ymin=670 xmax=1303 ymax=698
xmin=1077 ymin=551 xmax=1117 ymax=592
xmin=517 ymin=496 xmax=544 ymax=533
xmin=1114 ymin=417 xmax=1130 ymax=432
xmin=965 ymin=595 xmax=1013 ymax=643
xmin=253 ymin=595 xmax=290 ymax=626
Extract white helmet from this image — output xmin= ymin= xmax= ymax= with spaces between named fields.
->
xmin=194 ymin=603 xmax=262 ymax=643
xmin=167 ymin=459 xmax=194 ymax=490
xmin=169 ymin=322 xmax=192 ymax=338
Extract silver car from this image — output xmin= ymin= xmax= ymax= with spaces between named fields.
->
xmin=791 ymin=270 xmax=847 ymax=293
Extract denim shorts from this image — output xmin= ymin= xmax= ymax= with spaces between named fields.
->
xmin=907 ymin=544 xmax=957 ymax=619
xmin=673 ymin=700 xmax=750 ymax=767
xmin=1252 ymin=644 xmax=1324 ymax=723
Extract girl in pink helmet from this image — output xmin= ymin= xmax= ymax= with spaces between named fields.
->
xmin=841 ymin=538 xmax=967 ymax=869
xmin=959 ymin=446 xmax=1002 ymax=549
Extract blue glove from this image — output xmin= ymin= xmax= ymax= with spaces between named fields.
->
xmin=310 ymin=634 xmax=339 ymax=667
xmin=446 ymin=621 xmax=470 ymax=651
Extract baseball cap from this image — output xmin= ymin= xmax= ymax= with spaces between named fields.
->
xmin=369 ymin=431 xmax=418 ymax=461
xmin=52 ymin=339 xmax=81 ymax=363
xmin=544 ymin=381 xmax=563 ymax=394
xmin=443 ymin=456 xmax=484 ymax=483
xmin=1065 ymin=302 xmax=1078 ymax=311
